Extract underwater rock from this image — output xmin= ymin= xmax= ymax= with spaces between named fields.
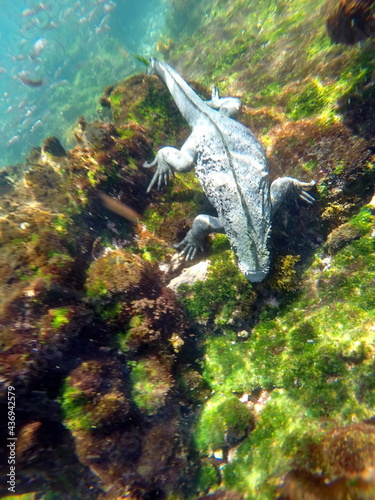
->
xmin=105 ymin=73 xmax=209 ymax=151
xmin=85 ymin=248 xmax=161 ymax=300
xmin=41 ymin=136 xmax=66 ymax=157
xmin=0 ymin=168 xmax=16 ymax=196
xmin=198 ymin=491 xmax=245 ymax=500
xmin=130 ymin=355 xmax=173 ymax=414
xmin=266 ymin=119 xmax=370 ymax=182
xmin=3 ymin=419 xmax=102 ymax=499
xmin=62 ymin=358 xmax=134 ymax=434
xmin=279 ymin=422 xmax=375 ymax=499
xmin=61 ymin=358 xmax=141 ymax=489
xmin=325 ymin=0 xmax=375 ymax=44
xmin=320 ymin=422 xmax=375 ymax=476
xmin=99 ymin=84 xmax=115 ymax=108
xmin=26 ymin=146 xmax=42 ymax=165
xmin=116 ymin=287 xmax=187 ymax=354
xmin=60 ymin=355 xmax=193 ymax=496
xmin=0 ymin=67 xmax=204 ymax=498
xmin=168 ymin=259 xmax=210 ymax=292
xmin=325 ymin=221 xmax=363 ymax=253
xmin=74 ymin=116 xmax=118 ymax=151
xmin=195 ymin=395 xmax=255 ymax=456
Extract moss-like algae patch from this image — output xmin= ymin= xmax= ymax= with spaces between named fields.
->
xmin=193 ymin=206 xmax=375 ymax=497
xmin=195 ymin=394 xmax=254 ymax=454
xmin=130 ymin=356 xmax=173 ymax=414
xmin=179 ymin=234 xmax=255 ymax=325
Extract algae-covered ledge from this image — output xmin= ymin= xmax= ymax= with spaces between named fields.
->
xmin=1 ymin=0 xmax=375 ymax=498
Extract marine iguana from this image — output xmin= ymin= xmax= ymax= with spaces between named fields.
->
xmin=144 ymin=58 xmax=315 ymax=282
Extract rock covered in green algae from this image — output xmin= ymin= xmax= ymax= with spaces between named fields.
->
xmin=195 ymin=394 xmax=255 ymax=455
xmin=0 ymin=73 xmax=200 ymax=498
xmin=85 ymin=248 xmax=159 ymax=299
xmin=61 ymin=359 xmax=133 ymax=434
xmin=279 ymin=421 xmax=375 ymax=499
xmin=130 ymin=355 xmax=174 ymax=415
xmin=183 ymin=204 xmax=375 ymax=498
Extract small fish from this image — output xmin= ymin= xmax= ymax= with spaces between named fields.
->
xmin=22 ymin=3 xmax=50 ymax=16
xmin=41 ymin=21 xmax=58 ymax=30
xmin=8 ymin=135 xmax=20 ymax=145
xmin=53 ymin=66 xmax=63 ymax=79
xmin=0 ymin=66 xmax=7 ymax=74
xmin=19 ymin=75 xmax=43 ymax=87
xmin=60 ymin=7 xmax=73 ymax=20
xmin=87 ymin=8 xmax=98 ymax=21
xmin=49 ymin=79 xmax=69 ymax=90
xmin=17 ymin=98 xmax=28 ymax=108
xmin=30 ymin=119 xmax=42 ymax=132
xmin=25 ymin=106 xmax=37 ymax=117
xmin=30 ymin=38 xmax=47 ymax=59
xmin=98 ymin=191 xmax=141 ymax=223
xmin=21 ymin=117 xmax=31 ymax=127
xmin=21 ymin=18 xmax=41 ymax=32
xmin=95 ymin=14 xmax=110 ymax=33
xmin=103 ymin=1 xmax=116 ymax=12
xmin=11 ymin=54 xmax=28 ymax=61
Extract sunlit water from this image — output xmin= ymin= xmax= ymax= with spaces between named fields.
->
xmin=0 ymin=0 xmax=170 ymax=167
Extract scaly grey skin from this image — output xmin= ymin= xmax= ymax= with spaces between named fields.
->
xmin=143 ymin=58 xmax=315 ymax=282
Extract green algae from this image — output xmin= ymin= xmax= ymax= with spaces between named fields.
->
xmin=191 ymin=206 xmax=375 ymax=497
xmin=50 ymin=307 xmax=70 ymax=329
xmin=194 ymin=460 xmax=221 ymax=494
xmin=222 ymin=391 xmax=322 ymax=499
xmin=179 ymin=234 xmax=254 ymax=325
xmin=1 ymin=495 xmax=38 ymax=500
xmin=286 ymin=79 xmax=328 ymax=120
xmin=61 ymin=382 xmax=93 ymax=433
xmin=115 ymin=314 xmax=144 ymax=353
xmin=109 ymin=74 xmax=186 ymax=148
xmin=129 ymin=357 xmax=172 ymax=414
xmin=195 ymin=394 xmax=254 ymax=454
xmin=167 ymin=0 xmax=375 ymax=143
xmin=269 ymin=254 xmax=300 ymax=291
xmin=100 ymin=301 xmax=123 ymax=323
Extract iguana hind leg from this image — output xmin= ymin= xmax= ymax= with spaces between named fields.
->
xmin=271 ymin=177 xmax=316 ymax=215
xmin=175 ymin=214 xmax=224 ymax=260
xmin=206 ymin=86 xmax=241 ymax=117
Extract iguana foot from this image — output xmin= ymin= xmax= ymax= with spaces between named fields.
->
xmin=271 ymin=177 xmax=316 ymax=214
xmin=206 ymin=86 xmax=241 ymax=117
xmin=174 ymin=214 xmax=224 ymax=260
xmin=143 ymin=144 xmax=196 ymax=193
xmin=143 ymin=149 xmax=175 ymax=192
xmin=174 ymin=233 xmax=204 ymax=261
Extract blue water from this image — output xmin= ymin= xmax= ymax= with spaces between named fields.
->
xmin=0 ymin=0 xmax=170 ymax=167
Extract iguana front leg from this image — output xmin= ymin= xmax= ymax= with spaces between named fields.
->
xmin=175 ymin=214 xmax=225 ymax=260
xmin=143 ymin=134 xmax=197 ymax=193
xmin=271 ymin=177 xmax=316 ymax=215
